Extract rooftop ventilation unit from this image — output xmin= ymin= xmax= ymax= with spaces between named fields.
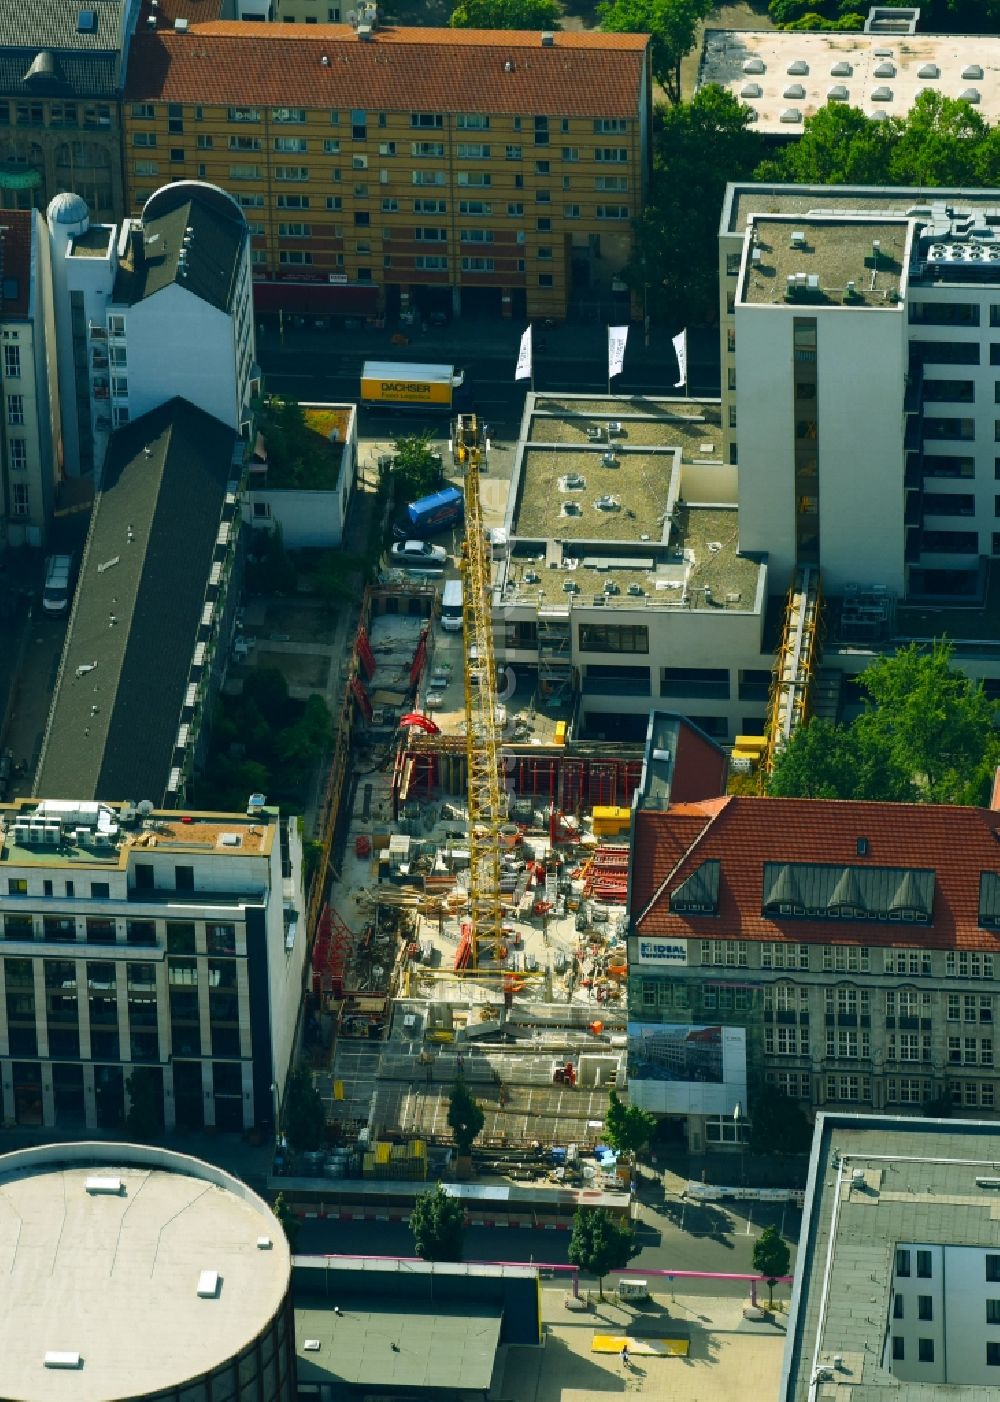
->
xmin=740 ymin=82 xmax=762 ymax=99
xmin=873 ymin=61 xmax=895 ymax=77
xmin=790 ymin=230 xmax=806 ymax=247
xmin=962 ymin=64 xmax=984 ymax=79
xmin=783 ymin=83 xmax=805 ymax=99
xmin=871 ymin=86 xmax=893 ymax=101
xmin=780 ymin=108 xmax=802 ymax=124
xmin=831 ymin=60 xmax=852 ymax=76
xmin=742 ymin=57 xmax=765 ymax=74
xmin=44 ymin=1353 xmax=82 ymax=1370
xmin=173 ymin=15 xmax=188 ymax=30
xmin=197 ymin=1271 xmax=220 ymax=1299
xmin=85 ymin=1176 xmax=123 ymax=1195
xmin=917 ymin=63 xmax=939 ymax=78
xmin=827 ymin=85 xmax=849 ymax=101
xmin=787 ymin=59 xmax=808 ymax=74
xmin=961 ymin=87 xmax=981 ymax=103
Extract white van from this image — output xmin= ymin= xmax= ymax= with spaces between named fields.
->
xmin=441 ymin=578 xmax=463 ymax=633
xmin=42 ymin=554 xmax=75 ymax=617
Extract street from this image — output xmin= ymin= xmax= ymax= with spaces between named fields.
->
xmin=296 ymin=1189 xmax=800 ymax=1300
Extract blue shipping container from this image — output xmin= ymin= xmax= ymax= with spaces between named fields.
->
xmin=407 ymin=486 xmax=465 ymax=535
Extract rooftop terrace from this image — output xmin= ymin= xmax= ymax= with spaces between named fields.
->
xmin=69 ymin=225 xmax=113 ymax=258
xmin=725 ymin=183 xmax=1000 ymax=237
xmin=740 ymin=217 xmax=909 ymax=309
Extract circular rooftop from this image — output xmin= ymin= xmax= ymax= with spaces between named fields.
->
xmin=47 ymin=191 xmax=89 ymax=227
xmin=0 ymin=1142 xmax=291 ymax=1401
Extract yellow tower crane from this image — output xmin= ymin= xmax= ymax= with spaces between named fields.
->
xmin=455 ymin=412 xmax=504 ymax=969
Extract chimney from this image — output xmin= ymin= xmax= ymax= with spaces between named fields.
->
xmin=541 ymin=30 xmax=554 ymax=44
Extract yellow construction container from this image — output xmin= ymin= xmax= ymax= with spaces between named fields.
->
xmin=374 ymin=1142 xmax=392 ymax=1166
xmin=554 ymin=721 xmax=567 ymax=746
xmin=735 ymin=735 xmax=768 ymax=753
xmin=592 ymin=805 xmax=631 ymax=838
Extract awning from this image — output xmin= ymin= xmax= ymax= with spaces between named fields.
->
xmin=252 ymin=280 xmax=379 ymax=315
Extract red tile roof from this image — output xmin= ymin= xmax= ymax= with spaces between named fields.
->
xmin=139 ymin=0 xmax=225 ymax=29
xmin=125 ymin=23 xmax=649 ymax=116
xmin=0 ymin=210 xmax=34 ymax=319
xmin=631 ymin=796 xmax=1000 ymax=953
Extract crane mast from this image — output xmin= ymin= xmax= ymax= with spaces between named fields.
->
xmin=455 ymin=412 xmax=504 ymax=969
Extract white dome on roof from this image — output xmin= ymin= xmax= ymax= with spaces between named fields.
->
xmin=47 ymin=191 xmax=89 ymax=227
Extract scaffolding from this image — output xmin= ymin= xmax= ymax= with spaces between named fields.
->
xmin=765 ymin=564 xmax=824 ymax=776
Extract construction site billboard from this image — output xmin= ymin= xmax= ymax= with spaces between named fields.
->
xmin=625 ymin=1023 xmax=747 ymax=1117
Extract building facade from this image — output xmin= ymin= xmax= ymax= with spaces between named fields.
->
xmin=122 ymin=22 xmax=650 ymax=321
xmin=720 ymin=184 xmax=1000 ymax=604
xmin=627 ymin=771 xmax=1000 ymax=1152
xmin=47 ymin=179 xmax=256 ymax=478
xmin=0 ymin=207 xmax=61 ymax=548
xmin=0 ymin=0 xmax=136 ymax=218
xmin=0 ymin=798 xmax=306 ymax=1134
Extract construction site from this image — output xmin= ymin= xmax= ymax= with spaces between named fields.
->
xmin=295 ymin=395 xmax=825 ymax=1198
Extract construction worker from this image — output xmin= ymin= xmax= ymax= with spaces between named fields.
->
xmin=621 ymin=1344 xmax=630 ymax=1367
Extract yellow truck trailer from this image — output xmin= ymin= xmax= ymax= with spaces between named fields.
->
xmin=360 ymin=360 xmax=464 ymax=410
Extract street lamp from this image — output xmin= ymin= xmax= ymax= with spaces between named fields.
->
xmin=733 ymin=1101 xmax=745 ymax=1188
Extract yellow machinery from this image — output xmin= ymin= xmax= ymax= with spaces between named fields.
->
xmin=456 ymin=412 xmax=504 ymax=969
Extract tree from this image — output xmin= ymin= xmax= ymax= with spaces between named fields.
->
xmin=854 ymin=640 xmax=1000 ymax=805
xmin=125 ymin=1068 xmax=163 ymax=1141
xmin=768 ymin=717 xmax=915 ymax=802
xmin=755 ymin=103 xmax=898 ymax=185
xmin=450 ymin=0 xmax=559 ymax=26
xmin=392 ymin=434 xmax=441 ymax=499
xmin=277 ymin=694 xmax=332 ymax=773
xmin=448 ymin=1077 xmax=485 ymax=1157
xmin=599 ymin=0 xmax=713 ymax=103
xmin=753 ymin=1224 xmax=791 ymax=1309
xmin=628 ymin=86 xmax=763 ymax=326
xmin=748 ymin=1086 xmax=813 ymax=1157
xmin=410 ymin=1183 xmax=465 ymax=1261
xmin=604 ymin=1090 xmax=656 ymax=1155
xmin=568 ymin=1207 xmax=635 ymax=1300
xmin=272 ymin=1192 xmax=300 ymax=1252
xmin=282 ymin=1065 xmax=326 ymax=1152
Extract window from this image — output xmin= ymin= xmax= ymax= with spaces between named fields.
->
xmin=562 ymin=147 xmax=580 ymax=162
xmin=893 ymin=1294 xmax=904 ymax=1319
xmin=506 ymin=145 xmax=522 ymax=160
xmin=537 ymin=216 xmax=551 ymax=231
xmin=132 ymin=102 xmax=154 ymax=119
xmin=414 ymin=255 xmax=447 ymax=270
xmin=274 ymin=136 xmax=307 ymax=153
xmin=595 ymin=147 xmax=629 ymax=162
xmin=917 ymin=1339 xmax=934 ymax=1364
xmin=507 ymin=202 xmax=524 ymax=216
xmin=457 ymin=113 xmax=490 ymax=129
xmin=565 ymin=204 xmax=581 ymax=218
xmin=228 ymin=164 xmax=261 ymax=181
xmin=896 ymin=1249 xmax=911 ymax=1277
xmin=461 ymin=228 xmax=494 ymax=243
xmin=909 ymin=301 xmax=979 ymax=326
xmin=537 ymin=246 xmax=553 ymax=260
xmin=3 ymin=343 xmax=20 ymax=378
xmin=10 ymin=482 xmax=27 ymax=517
xmin=415 ymin=227 xmax=446 ymax=241
xmin=279 ymin=250 xmax=313 ymax=265
xmin=326 ymin=196 xmax=342 ymax=211
xmin=8 ymin=437 xmax=26 ymax=471
xmin=457 ymin=171 xmax=491 ymax=187
xmin=892 ymin=1337 xmax=904 ymax=1361
xmin=988 ymin=1255 xmax=1000 ymax=1282
xmin=382 ymin=198 xmax=398 ymax=212
xmin=414 ymin=198 xmax=446 ymax=214
xmin=275 ymin=166 xmax=308 ymax=181
xmin=916 ymin=1250 xmax=932 ymax=1278
xmin=7 ymin=393 xmax=23 ymax=425
xmin=276 ymin=194 xmax=309 ymax=209
xmin=376 ymin=140 xmax=393 ymax=156
xmin=459 ymin=200 xmax=492 ymax=216
xmin=534 ymin=115 xmax=549 ymax=145
xmin=412 ymin=170 xmax=446 ymax=186
xmin=578 ymin=623 xmax=649 ymax=654
xmin=595 ymin=117 xmax=627 ymax=133
xmin=278 ymin=222 xmax=311 ymax=237
xmin=132 ymin=131 xmax=156 ymax=148
xmin=761 ymin=942 xmax=810 ymax=970
xmin=535 ymin=159 xmax=550 ymax=174
xmin=918 ymin=1295 xmax=933 ymax=1320
xmin=462 ymin=256 xmax=495 ymax=272
xmin=411 ymin=112 xmax=444 ymax=128
xmin=236 ymin=193 xmax=264 ymax=209
xmin=989 ymin=1342 xmax=1000 ymax=1366
xmin=988 ymin=1299 xmax=1000 ymax=1324
xmin=597 ymin=204 xmax=629 ymax=220
xmin=458 ymin=143 xmax=490 ymax=159
xmin=701 ymin=939 xmax=748 ymax=967
xmin=535 ymin=188 xmax=550 ymax=203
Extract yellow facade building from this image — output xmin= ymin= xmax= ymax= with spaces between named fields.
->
xmin=124 ymin=23 xmax=650 ymax=321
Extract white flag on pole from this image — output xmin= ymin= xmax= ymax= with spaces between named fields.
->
xmin=514 ymin=325 xmax=532 ymax=381
xmin=672 ymin=328 xmax=688 ymax=389
xmin=608 ymin=325 xmax=629 ymax=380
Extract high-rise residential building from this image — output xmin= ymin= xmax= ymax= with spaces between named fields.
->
xmin=720 ymin=184 xmax=1000 ymax=604
xmin=122 ymin=23 xmax=651 ymax=322
xmin=627 ymin=723 xmax=1000 ymax=1152
xmin=0 ymin=207 xmax=61 ymax=548
xmin=47 ymin=180 xmax=257 ymax=478
xmin=0 ymin=797 xmax=306 ymax=1134
xmin=0 ymin=0 xmax=138 ymax=217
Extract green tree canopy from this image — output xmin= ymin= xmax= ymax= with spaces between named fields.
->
xmin=283 ymin=1065 xmax=326 ymax=1153
xmin=410 ymin=1183 xmax=466 ymax=1261
xmin=568 ymin=1207 xmax=635 ymax=1299
xmin=604 ymin=1089 xmax=656 ymax=1155
xmin=450 ymin=0 xmax=559 ymax=25
xmin=448 ymin=1077 xmax=486 ymax=1156
xmin=628 ymin=85 xmax=762 ymax=326
xmin=598 ymin=0 xmax=712 ymax=103
xmin=752 ymin=1224 xmax=791 ymax=1308
xmin=769 ymin=641 xmax=1000 ymax=807
xmin=391 ymin=434 xmax=442 ymax=499
xmin=272 ymin=1192 xmax=300 ymax=1252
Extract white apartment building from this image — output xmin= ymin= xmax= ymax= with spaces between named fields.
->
xmin=493 ymin=393 xmax=772 ymax=744
xmin=721 ymin=184 xmax=1000 ymax=606
xmin=0 ymin=797 xmax=306 ymax=1134
xmin=47 ymin=179 xmax=258 ymax=478
xmin=0 ymin=208 xmax=61 ymax=548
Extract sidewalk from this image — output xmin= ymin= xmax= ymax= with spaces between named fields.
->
xmin=494 ymin=1288 xmax=787 ymax=1401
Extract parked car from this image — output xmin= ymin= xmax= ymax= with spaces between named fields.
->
xmin=391 ymin=540 xmax=448 ymax=566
